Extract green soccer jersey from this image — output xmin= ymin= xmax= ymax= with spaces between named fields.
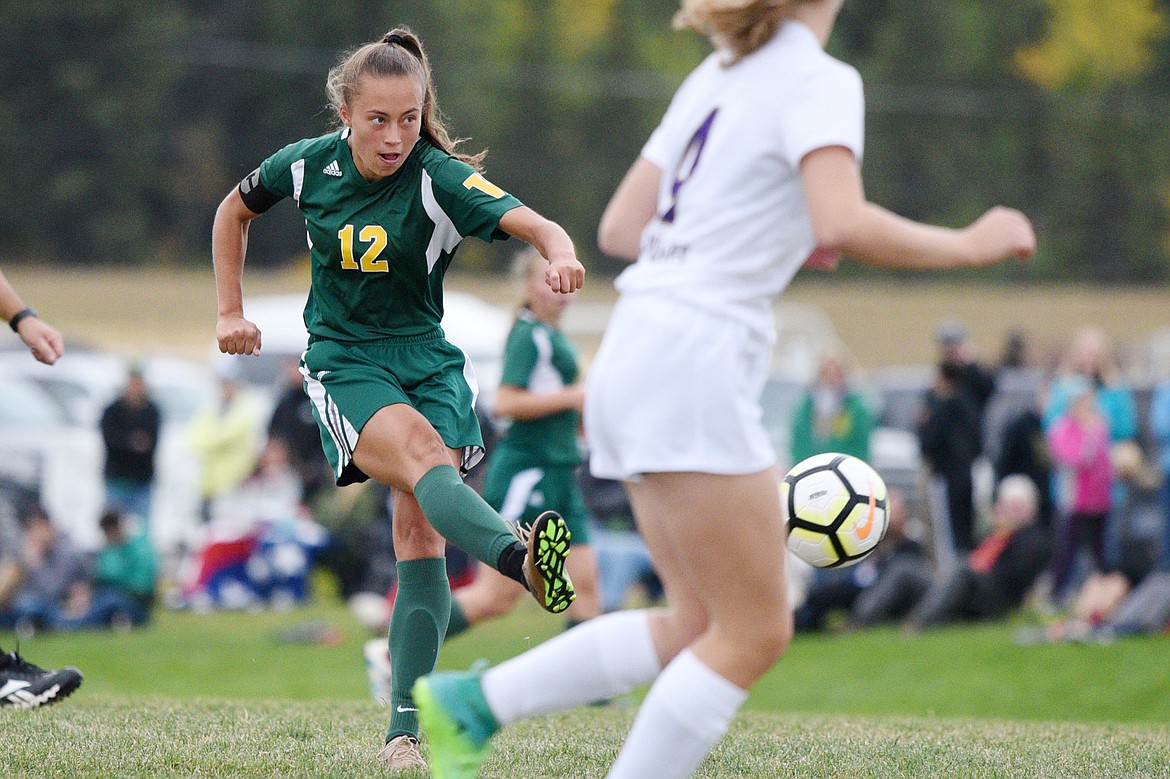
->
xmin=255 ymin=131 xmax=522 ymax=342
xmin=496 ymin=308 xmax=582 ymax=466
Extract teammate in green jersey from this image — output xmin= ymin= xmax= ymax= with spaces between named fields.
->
xmin=366 ymin=248 xmax=603 ymax=696
xmin=210 ymin=27 xmax=584 ymax=771
xmin=454 ymin=248 xmax=602 ymax=631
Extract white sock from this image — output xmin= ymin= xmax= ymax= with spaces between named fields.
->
xmin=607 ymin=649 xmax=748 ymax=779
xmin=481 ymin=610 xmax=661 ymax=725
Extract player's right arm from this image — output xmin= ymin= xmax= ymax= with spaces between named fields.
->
xmin=801 ymin=146 xmax=1036 ymax=270
xmin=213 ymin=158 xmax=288 ymax=356
xmin=212 ymin=187 xmax=264 ymax=356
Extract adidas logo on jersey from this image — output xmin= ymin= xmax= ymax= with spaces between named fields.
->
xmin=323 ymin=161 xmax=342 ymax=177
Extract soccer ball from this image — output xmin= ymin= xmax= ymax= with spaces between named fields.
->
xmin=781 ymin=452 xmax=889 ymax=568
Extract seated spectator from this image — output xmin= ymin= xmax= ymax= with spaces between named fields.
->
xmin=795 ymin=488 xmax=927 ymax=632
xmin=1018 ymin=443 xmax=1164 ymax=644
xmin=0 ymin=504 xmax=91 ymax=636
xmin=57 ymin=509 xmax=157 ymax=631
xmin=173 ymin=439 xmax=328 ymax=611
xmin=903 ymin=474 xmax=1051 ymax=631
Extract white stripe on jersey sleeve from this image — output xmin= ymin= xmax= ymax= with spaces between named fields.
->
xmin=291 ymin=158 xmax=306 ymax=205
xmin=420 ymin=170 xmax=463 ymax=273
xmin=528 ymin=327 xmax=564 ymax=394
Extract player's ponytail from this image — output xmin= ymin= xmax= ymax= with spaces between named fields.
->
xmin=674 ymin=0 xmax=795 ymax=64
xmin=327 ymin=26 xmax=485 ymax=170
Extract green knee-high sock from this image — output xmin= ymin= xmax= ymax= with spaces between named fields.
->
xmin=386 ymin=558 xmax=451 ymax=742
xmin=413 ymin=464 xmax=523 ymax=576
xmin=446 ymin=599 xmax=471 ymax=640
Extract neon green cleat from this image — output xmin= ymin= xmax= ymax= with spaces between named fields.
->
xmin=520 ymin=510 xmax=575 ymax=614
xmin=413 ymin=667 xmax=499 ymax=779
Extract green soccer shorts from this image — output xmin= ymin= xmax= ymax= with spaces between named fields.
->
xmin=300 ymin=332 xmax=484 ymax=486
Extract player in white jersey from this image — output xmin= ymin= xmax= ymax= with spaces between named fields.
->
xmin=415 ymin=3 xmax=1036 ymax=778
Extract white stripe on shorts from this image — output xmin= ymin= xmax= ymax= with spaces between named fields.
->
xmin=498 ymin=467 xmax=544 ymax=525
xmin=300 ymin=362 xmax=359 ymax=478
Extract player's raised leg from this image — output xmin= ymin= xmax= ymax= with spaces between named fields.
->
xmin=354 ymin=404 xmax=575 ymax=614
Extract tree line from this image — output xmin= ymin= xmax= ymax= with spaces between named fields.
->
xmin=2 ymin=0 xmax=1167 ymax=282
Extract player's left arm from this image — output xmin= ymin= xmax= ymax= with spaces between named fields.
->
xmin=498 ymin=206 xmax=585 ymax=294
xmin=597 ymin=156 xmax=660 ymax=261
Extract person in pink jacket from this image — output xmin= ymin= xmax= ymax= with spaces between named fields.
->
xmin=1047 ymin=378 xmax=1114 ymax=604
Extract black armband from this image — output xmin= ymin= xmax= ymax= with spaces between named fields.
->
xmin=238 ymin=167 xmax=283 ymax=214
xmin=9 ymin=307 xmax=36 ymax=332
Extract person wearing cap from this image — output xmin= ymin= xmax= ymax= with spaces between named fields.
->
xmin=918 ymin=320 xmax=996 ymax=565
xmin=934 ymin=318 xmax=996 ymax=421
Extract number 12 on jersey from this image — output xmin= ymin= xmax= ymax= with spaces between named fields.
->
xmin=338 ymin=224 xmax=389 ymax=272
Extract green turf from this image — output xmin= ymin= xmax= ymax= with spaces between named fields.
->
xmin=4 ymin=600 xmax=1170 ymax=777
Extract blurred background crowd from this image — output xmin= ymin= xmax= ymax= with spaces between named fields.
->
xmin=5 ymin=299 xmax=1170 ymax=663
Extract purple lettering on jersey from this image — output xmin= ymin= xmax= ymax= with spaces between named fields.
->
xmin=661 ymin=108 xmax=718 ymax=224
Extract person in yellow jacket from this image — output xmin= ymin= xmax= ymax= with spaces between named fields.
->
xmin=188 ymin=368 xmax=262 ymax=522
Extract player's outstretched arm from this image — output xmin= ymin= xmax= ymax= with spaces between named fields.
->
xmin=0 ymin=269 xmax=64 ymax=365
xmin=598 ymin=157 xmax=661 ymax=261
xmin=499 ymin=206 xmax=585 ymax=294
xmin=801 ymin=145 xmax=1036 ymax=270
xmin=212 ymin=188 xmax=263 ymax=356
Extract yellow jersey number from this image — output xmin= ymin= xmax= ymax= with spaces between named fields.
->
xmin=338 ymin=224 xmax=389 ymax=272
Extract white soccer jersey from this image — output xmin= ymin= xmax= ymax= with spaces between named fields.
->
xmin=615 ymin=20 xmax=864 ymax=336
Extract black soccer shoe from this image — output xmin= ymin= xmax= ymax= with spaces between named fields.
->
xmin=0 ymin=647 xmax=83 ymax=710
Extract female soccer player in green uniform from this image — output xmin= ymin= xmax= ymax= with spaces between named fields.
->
xmin=211 ymin=27 xmax=583 ymax=770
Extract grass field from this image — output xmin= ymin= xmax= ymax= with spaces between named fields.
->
xmin=6 ymin=266 xmax=1170 ymax=372
xmin=4 ymin=598 xmax=1170 ymax=777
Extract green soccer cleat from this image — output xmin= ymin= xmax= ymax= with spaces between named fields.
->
xmin=413 ymin=668 xmax=499 ymax=779
xmin=519 ymin=510 xmax=575 ymax=614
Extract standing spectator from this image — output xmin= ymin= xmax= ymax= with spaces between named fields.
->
xmin=935 ymin=319 xmax=997 ymax=431
xmin=904 ymin=475 xmax=1051 ymax=631
xmin=58 ymin=509 xmax=157 ymax=630
xmin=1043 ymin=326 xmax=1136 ymax=444
xmin=1047 ymin=378 xmax=1114 ymax=604
xmin=918 ymin=360 xmax=982 ymax=565
xmin=790 ymin=348 xmax=874 ymax=464
xmin=100 ymin=365 xmax=161 ymax=526
xmin=1149 ymin=378 xmax=1170 ymax=572
xmin=267 ymin=357 xmax=331 ymax=504
xmin=0 ymin=268 xmax=64 ymax=365
xmin=189 ymin=367 xmax=262 ymax=523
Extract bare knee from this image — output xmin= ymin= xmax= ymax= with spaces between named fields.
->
xmin=353 ymin=406 xmax=455 ymax=490
xmin=727 ymin=607 xmax=792 ymax=678
xmin=649 ymin=606 xmax=711 ymax=664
